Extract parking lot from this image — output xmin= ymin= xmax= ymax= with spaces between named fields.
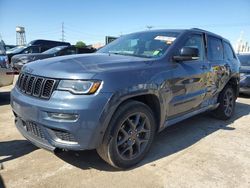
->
xmin=0 ymin=80 xmax=249 ymax=188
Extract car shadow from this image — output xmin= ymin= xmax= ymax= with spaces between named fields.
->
xmin=0 ymin=140 xmax=38 ymax=164
xmin=56 ymin=101 xmax=250 ymax=171
xmin=239 ymin=93 xmax=250 ymax=99
xmin=0 ymin=175 xmax=5 ymax=188
xmin=0 ymin=92 xmax=10 ymax=105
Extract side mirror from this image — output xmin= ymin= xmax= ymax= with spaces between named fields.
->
xmin=173 ymin=47 xmax=199 ymax=62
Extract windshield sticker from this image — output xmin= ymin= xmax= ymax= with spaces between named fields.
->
xmin=153 ymin=50 xmax=160 ymax=56
xmin=154 ymin=36 xmax=176 ymax=44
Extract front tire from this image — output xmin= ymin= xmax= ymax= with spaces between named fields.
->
xmin=213 ymin=85 xmax=236 ymax=120
xmin=97 ymin=100 xmax=156 ymax=169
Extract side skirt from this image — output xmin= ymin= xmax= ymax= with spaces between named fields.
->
xmin=159 ymin=103 xmax=220 ymax=132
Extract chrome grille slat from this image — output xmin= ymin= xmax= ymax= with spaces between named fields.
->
xmin=41 ymin=79 xmax=56 ymax=99
xmin=21 ymin=75 xmax=29 ymax=92
xmin=33 ymin=78 xmax=44 ymax=97
xmin=16 ymin=73 xmax=56 ymax=100
xmin=26 ymin=76 xmax=35 ymax=94
xmin=18 ymin=73 xmax=25 ymax=88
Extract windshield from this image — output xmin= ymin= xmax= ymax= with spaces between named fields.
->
xmin=42 ymin=46 xmax=67 ymax=54
xmin=6 ymin=46 xmax=26 ymax=54
xmin=238 ymin=55 xmax=250 ymax=66
xmin=98 ymin=31 xmax=180 ymax=58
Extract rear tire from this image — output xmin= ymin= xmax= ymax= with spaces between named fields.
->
xmin=213 ymin=85 xmax=236 ymax=120
xmin=97 ymin=100 xmax=156 ymax=169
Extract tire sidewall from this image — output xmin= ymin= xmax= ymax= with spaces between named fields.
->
xmin=218 ymin=85 xmax=236 ymax=119
xmin=107 ymin=102 xmax=156 ymax=169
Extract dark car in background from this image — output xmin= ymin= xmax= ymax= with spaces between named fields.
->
xmin=4 ymin=45 xmax=16 ymax=51
xmin=238 ymin=53 xmax=250 ymax=94
xmin=0 ymin=40 xmax=16 ymax=51
xmin=11 ymin=45 xmax=96 ymax=71
xmin=6 ymin=39 xmax=70 ymax=62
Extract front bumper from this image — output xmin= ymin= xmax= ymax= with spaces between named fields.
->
xmin=11 ymin=86 xmax=113 ymax=151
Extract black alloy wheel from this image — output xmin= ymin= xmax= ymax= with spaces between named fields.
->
xmin=97 ymin=100 xmax=156 ymax=169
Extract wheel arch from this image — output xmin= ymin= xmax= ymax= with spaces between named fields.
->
xmin=96 ymin=92 xmax=163 ymax=147
xmin=119 ymin=94 xmax=162 ymax=132
xmin=227 ymin=76 xmax=239 ymax=98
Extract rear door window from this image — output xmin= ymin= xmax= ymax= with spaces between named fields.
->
xmin=223 ymin=41 xmax=235 ymax=60
xmin=207 ymin=36 xmax=223 ymax=61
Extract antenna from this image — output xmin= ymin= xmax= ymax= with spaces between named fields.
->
xmin=61 ymin=22 xmax=65 ymax=42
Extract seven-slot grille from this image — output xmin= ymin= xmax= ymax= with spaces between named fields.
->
xmin=17 ymin=73 xmax=56 ymax=99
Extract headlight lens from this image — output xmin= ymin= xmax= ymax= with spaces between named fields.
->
xmin=19 ymin=58 xmax=30 ymax=64
xmin=57 ymin=80 xmax=102 ymax=94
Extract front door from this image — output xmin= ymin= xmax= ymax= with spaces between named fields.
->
xmin=168 ymin=33 xmax=209 ymax=118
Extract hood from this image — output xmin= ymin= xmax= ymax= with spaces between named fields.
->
xmin=12 ymin=53 xmax=53 ymax=64
xmin=22 ymin=53 xmax=152 ymax=79
xmin=240 ymin=66 xmax=250 ymax=74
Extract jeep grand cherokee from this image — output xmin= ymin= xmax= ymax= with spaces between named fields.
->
xmin=11 ymin=28 xmax=240 ymax=169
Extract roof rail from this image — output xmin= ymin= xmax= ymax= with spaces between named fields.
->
xmin=191 ymin=28 xmax=207 ymax=32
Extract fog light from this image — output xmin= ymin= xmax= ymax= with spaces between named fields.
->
xmin=48 ymin=113 xmax=79 ymax=121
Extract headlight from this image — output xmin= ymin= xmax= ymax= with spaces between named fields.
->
xmin=57 ymin=80 xmax=102 ymax=94
xmin=20 ymin=58 xmax=30 ymax=64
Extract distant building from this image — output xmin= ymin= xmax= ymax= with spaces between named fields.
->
xmin=91 ymin=42 xmax=104 ymax=49
xmin=235 ymin=32 xmax=250 ymax=53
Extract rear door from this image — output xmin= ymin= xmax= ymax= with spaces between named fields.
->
xmin=206 ymin=35 xmax=228 ymax=95
xmin=168 ymin=33 xmax=209 ymax=118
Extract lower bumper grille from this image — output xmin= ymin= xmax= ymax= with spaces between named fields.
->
xmin=22 ymin=121 xmax=46 ymax=140
xmin=16 ymin=115 xmax=77 ymax=145
xmin=52 ymin=129 xmax=76 ymax=143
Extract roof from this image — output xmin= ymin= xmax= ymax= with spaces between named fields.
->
xmin=131 ymin=28 xmax=230 ymax=43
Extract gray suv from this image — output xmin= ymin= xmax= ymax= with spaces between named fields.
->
xmin=11 ymin=28 xmax=240 ymax=169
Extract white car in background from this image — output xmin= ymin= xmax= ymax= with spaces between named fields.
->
xmin=0 ymin=43 xmax=14 ymax=87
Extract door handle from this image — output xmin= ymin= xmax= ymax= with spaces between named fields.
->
xmin=200 ymin=65 xmax=208 ymax=70
xmin=225 ymin=64 xmax=230 ymax=68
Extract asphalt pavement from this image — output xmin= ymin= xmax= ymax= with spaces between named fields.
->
xmin=0 ymin=84 xmax=250 ymax=188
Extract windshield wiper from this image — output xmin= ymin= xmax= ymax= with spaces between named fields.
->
xmin=109 ymin=52 xmax=132 ymax=56
xmin=109 ymin=52 xmax=151 ymax=58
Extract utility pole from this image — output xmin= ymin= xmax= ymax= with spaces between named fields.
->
xmin=61 ymin=22 xmax=65 ymax=42
xmin=146 ymin=25 xmax=153 ymax=30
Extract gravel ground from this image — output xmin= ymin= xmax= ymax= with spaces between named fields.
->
xmin=0 ymin=83 xmax=250 ymax=188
